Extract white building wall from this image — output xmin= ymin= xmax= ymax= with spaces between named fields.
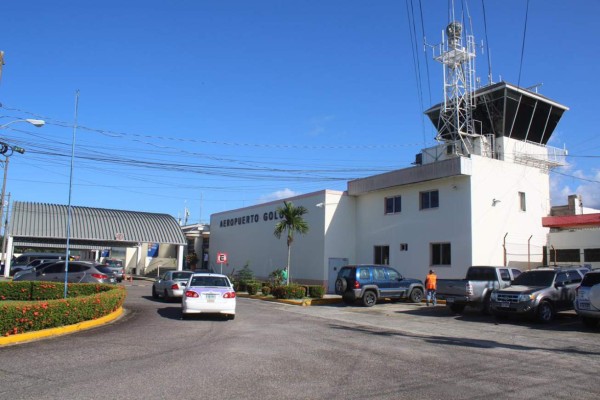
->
xmin=469 ymin=154 xmax=550 ymax=270
xmin=547 ymin=229 xmax=600 ymax=269
xmin=210 ymin=191 xmax=335 ymax=284
xmin=354 ymin=174 xmax=472 ymax=280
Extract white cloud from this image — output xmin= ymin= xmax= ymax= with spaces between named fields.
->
xmin=307 ymin=115 xmax=335 ymax=137
xmin=551 ymin=167 xmax=600 ymax=208
xmin=257 ymin=188 xmax=299 ymax=204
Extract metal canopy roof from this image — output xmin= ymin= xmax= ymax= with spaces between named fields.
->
xmin=424 ymin=81 xmax=569 ymax=145
xmin=9 ymin=202 xmax=187 ymax=249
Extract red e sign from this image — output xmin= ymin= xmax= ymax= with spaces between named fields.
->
xmin=217 ymin=252 xmax=227 ymax=263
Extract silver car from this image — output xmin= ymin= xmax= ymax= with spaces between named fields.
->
xmin=152 ymin=270 xmax=195 ymax=301
xmin=13 ymin=261 xmax=116 ymax=284
xmin=574 ymin=270 xmax=600 ymax=328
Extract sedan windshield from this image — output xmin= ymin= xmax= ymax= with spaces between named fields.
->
xmin=191 ymin=276 xmax=230 ymax=287
xmin=512 ymin=270 xmax=555 ymax=287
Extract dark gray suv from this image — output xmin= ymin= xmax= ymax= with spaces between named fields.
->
xmin=335 ymin=264 xmax=425 ymax=307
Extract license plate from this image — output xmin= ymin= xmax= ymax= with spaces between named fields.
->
xmin=501 ymin=302 xmax=510 ymax=308
xmin=578 ymin=301 xmax=590 ymax=310
xmin=446 ymin=297 xmax=454 ymax=303
xmin=206 ymin=294 xmax=216 ymax=303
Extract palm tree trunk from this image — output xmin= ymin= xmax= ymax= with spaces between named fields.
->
xmin=286 ymin=244 xmax=291 ymax=285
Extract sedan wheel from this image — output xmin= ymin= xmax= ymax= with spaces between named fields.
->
xmin=152 ymin=286 xmax=159 ymax=299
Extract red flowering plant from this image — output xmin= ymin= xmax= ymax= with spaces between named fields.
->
xmin=0 ymin=282 xmax=126 ymax=337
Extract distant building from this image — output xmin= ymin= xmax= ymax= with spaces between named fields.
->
xmin=543 ymin=195 xmax=600 ymax=269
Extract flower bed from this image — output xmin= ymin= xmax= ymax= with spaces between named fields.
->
xmin=0 ymin=281 xmax=126 ymax=337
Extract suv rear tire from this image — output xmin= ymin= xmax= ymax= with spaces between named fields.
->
xmin=335 ymin=278 xmax=347 ymax=294
xmin=362 ymin=290 xmax=377 ymax=307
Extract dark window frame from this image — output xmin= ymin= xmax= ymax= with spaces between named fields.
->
xmin=431 ymin=242 xmax=451 ymax=266
xmin=420 ymin=190 xmax=439 ymax=210
xmin=584 ymin=248 xmax=600 ymax=262
xmin=385 ymin=196 xmax=402 ymax=214
xmin=374 ymin=245 xmax=390 ymax=265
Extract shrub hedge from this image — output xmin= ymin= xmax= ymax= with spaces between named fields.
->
xmin=0 ymin=281 xmax=126 ymax=337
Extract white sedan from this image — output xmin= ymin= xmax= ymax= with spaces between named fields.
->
xmin=181 ymin=273 xmax=236 ymax=320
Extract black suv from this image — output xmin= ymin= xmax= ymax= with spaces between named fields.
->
xmin=335 ymin=265 xmax=425 ymax=307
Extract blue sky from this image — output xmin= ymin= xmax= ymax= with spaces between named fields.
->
xmin=0 ymin=0 xmax=598 ymax=223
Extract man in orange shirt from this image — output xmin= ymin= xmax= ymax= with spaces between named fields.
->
xmin=425 ymin=269 xmax=437 ymax=306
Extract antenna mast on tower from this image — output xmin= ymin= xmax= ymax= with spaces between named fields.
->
xmin=432 ymin=12 xmax=478 ymax=154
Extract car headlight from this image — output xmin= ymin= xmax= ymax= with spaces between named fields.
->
xmin=518 ymin=294 xmax=535 ymax=302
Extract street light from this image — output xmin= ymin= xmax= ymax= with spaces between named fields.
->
xmin=1 ymin=118 xmax=45 ymax=277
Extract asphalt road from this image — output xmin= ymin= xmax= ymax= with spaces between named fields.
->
xmin=1 ymin=283 xmax=599 ymax=400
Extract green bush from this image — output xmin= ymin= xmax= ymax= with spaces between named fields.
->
xmin=308 ymin=285 xmax=326 ymax=299
xmin=0 ymin=282 xmax=126 ymax=337
xmin=271 ymin=284 xmax=306 ymax=299
xmin=233 ymin=264 xmax=255 ymax=292
xmin=261 ymin=286 xmax=271 ymax=296
xmin=246 ymin=281 xmax=261 ymax=295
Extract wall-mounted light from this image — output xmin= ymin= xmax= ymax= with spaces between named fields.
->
xmin=492 ymin=198 xmax=501 ymax=206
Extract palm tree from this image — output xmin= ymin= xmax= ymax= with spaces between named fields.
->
xmin=273 ymin=201 xmax=309 ymax=285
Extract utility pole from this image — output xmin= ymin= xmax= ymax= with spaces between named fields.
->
xmin=1 ymin=193 xmax=10 ymax=266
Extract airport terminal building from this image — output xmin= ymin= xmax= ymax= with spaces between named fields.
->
xmin=210 ymin=82 xmax=569 ymax=293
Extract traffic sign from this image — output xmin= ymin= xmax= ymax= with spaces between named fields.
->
xmin=217 ymin=252 xmax=227 ymax=263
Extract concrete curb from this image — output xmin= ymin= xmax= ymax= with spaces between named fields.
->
xmin=0 ymin=307 xmax=124 ymax=347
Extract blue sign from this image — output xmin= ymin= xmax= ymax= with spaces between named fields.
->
xmin=147 ymin=243 xmax=159 ymax=257
xmin=101 ymin=249 xmax=110 ymax=257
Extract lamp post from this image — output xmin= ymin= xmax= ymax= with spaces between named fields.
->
xmin=0 ymin=119 xmax=45 ymax=277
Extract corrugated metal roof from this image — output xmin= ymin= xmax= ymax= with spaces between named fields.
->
xmin=9 ymin=202 xmax=187 ymax=246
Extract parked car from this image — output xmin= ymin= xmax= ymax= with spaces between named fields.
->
xmin=334 ymin=264 xmax=424 ymax=307
xmin=103 ymin=258 xmax=125 ymax=282
xmin=574 ymin=269 xmax=600 ymax=328
xmin=436 ymin=266 xmax=521 ymax=314
xmin=12 ymin=261 xmax=116 ymax=284
xmin=152 ymin=270 xmax=195 ymax=301
xmin=490 ymin=267 xmax=588 ymax=322
xmin=12 ymin=260 xmax=59 ymax=280
xmin=11 ymin=258 xmax=58 ymax=276
xmin=10 ymin=252 xmax=66 ymax=275
xmin=181 ymin=273 xmax=236 ymax=320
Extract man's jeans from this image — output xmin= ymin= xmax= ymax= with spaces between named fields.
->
xmin=426 ymin=290 xmax=437 ymax=306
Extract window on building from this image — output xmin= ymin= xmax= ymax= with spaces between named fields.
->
xmin=584 ymin=248 xmax=600 ymax=262
xmin=420 ymin=190 xmax=439 ymax=210
xmin=385 ymin=196 xmax=402 ymax=214
xmin=431 ymin=243 xmax=451 ymax=266
xmin=519 ymin=192 xmax=526 ymax=212
xmin=374 ymin=245 xmax=389 ymax=265
xmin=549 ymin=248 xmax=580 ymax=263
xmin=400 ymin=243 xmax=408 ymax=251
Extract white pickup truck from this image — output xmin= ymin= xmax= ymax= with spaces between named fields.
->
xmin=436 ymin=266 xmax=522 ymax=314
